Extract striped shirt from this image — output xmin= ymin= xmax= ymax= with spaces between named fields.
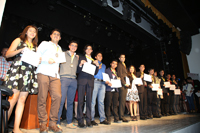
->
xmin=0 ymin=56 xmax=12 ymax=79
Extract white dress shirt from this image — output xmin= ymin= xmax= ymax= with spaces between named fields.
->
xmin=36 ymin=41 xmax=62 ymax=78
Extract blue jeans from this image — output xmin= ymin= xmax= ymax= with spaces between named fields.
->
xmin=57 ymin=77 xmax=77 ymax=124
xmin=186 ymin=94 xmax=195 ymax=110
xmin=91 ymin=80 xmax=106 ymax=122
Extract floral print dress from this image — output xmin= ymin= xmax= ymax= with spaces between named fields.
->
xmin=3 ymin=41 xmax=38 ymax=94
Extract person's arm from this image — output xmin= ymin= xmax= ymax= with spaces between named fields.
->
xmin=117 ymin=63 xmax=126 ymax=86
xmin=6 ymin=38 xmax=26 ymax=58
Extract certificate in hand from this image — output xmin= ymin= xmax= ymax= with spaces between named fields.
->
xmin=169 ymin=85 xmax=175 ymax=91
xmin=21 ymin=48 xmax=40 ymax=67
xmin=195 ymin=92 xmax=200 ymax=97
xmin=126 ymin=76 xmax=130 ymax=85
xmin=152 ymin=84 xmax=159 ymax=91
xmin=164 ymin=82 xmax=170 ymax=88
xmin=102 ymin=73 xmax=111 ymax=82
xmin=144 ymin=73 xmax=152 ymax=82
xmin=55 ymin=52 xmax=66 ymax=63
xmin=111 ymin=79 xmax=122 ymax=88
xmin=134 ymin=78 xmax=143 ymax=85
xmin=82 ymin=62 xmax=96 ymax=75
xmin=157 ymin=89 xmax=163 ymax=95
xmin=174 ymin=89 xmax=181 ymax=95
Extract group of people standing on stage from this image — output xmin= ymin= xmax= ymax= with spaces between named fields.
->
xmin=0 ymin=25 xmax=199 ymax=133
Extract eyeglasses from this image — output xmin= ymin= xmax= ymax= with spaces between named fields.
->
xmin=70 ymin=44 xmax=78 ymax=47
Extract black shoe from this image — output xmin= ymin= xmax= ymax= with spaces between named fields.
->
xmin=140 ymin=116 xmax=146 ymax=120
xmin=120 ymin=118 xmax=129 ymax=122
xmin=153 ymin=115 xmax=161 ymax=118
xmin=131 ymin=116 xmax=137 ymax=121
xmin=147 ymin=115 xmax=153 ymax=119
xmin=100 ymin=120 xmax=110 ymax=125
xmin=78 ymin=123 xmax=86 ymax=128
xmin=166 ymin=113 xmax=170 ymax=116
xmin=91 ymin=121 xmax=98 ymax=126
xmin=86 ymin=122 xmax=93 ymax=128
xmin=114 ymin=119 xmax=122 ymax=123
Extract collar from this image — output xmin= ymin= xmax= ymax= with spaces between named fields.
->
xmin=68 ymin=50 xmax=76 ymax=56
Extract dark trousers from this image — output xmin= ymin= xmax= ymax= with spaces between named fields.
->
xmin=77 ymin=83 xmax=93 ymax=124
xmin=157 ymin=95 xmax=161 ymax=115
xmin=139 ymin=88 xmax=147 ymax=117
xmin=105 ymin=91 xmax=119 ymax=121
xmin=147 ymin=89 xmax=158 ymax=116
xmin=169 ymin=91 xmax=174 ymax=114
xmin=174 ymin=95 xmax=180 ymax=113
xmin=161 ymin=93 xmax=169 ymax=114
xmin=118 ymin=87 xmax=127 ymax=119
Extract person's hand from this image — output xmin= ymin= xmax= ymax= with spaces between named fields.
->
xmin=125 ymin=84 xmax=129 ymax=87
xmin=150 ymin=85 xmax=153 ymax=88
xmin=167 ymin=93 xmax=169 ymax=96
xmin=108 ymin=83 xmax=112 ymax=86
xmin=138 ymin=84 xmax=141 ymax=86
xmin=79 ymin=60 xmax=86 ymax=67
xmin=48 ymin=58 xmax=55 ymax=64
xmin=93 ymin=60 xmax=99 ymax=66
xmin=105 ymin=81 xmax=110 ymax=84
xmin=20 ymin=47 xmax=27 ymax=53
xmin=39 ymin=57 xmax=42 ymax=64
xmin=117 ymin=77 xmax=121 ymax=80
xmin=163 ymin=84 xmax=166 ymax=86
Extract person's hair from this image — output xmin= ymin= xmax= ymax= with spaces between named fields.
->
xmin=51 ymin=28 xmax=61 ymax=36
xmin=19 ymin=25 xmax=38 ymax=46
xmin=160 ymin=69 xmax=164 ymax=72
xmin=187 ymin=77 xmax=192 ymax=80
xmin=128 ymin=65 xmax=136 ymax=77
xmin=148 ymin=68 xmax=154 ymax=71
xmin=69 ymin=40 xmax=78 ymax=46
xmin=95 ymin=51 xmax=103 ymax=57
xmin=83 ymin=44 xmax=93 ymax=54
xmin=111 ymin=59 xmax=118 ymax=64
xmin=119 ymin=53 xmax=125 ymax=58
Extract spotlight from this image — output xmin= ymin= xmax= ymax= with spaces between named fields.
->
xmin=102 ymin=0 xmax=108 ymax=7
xmin=111 ymin=0 xmax=119 ymax=8
xmin=134 ymin=10 xmax=141 ymax=23
xmin=122 ymin=3 xmax=132 ymax=20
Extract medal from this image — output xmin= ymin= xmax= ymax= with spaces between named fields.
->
xmin=55 ymin=53 xmax=58 ymax=57
xmin=70 ymin=64 xmax=73 ymax=67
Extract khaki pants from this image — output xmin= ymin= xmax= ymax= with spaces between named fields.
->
xmin=37 ymin=73 xmax=61 ymax=126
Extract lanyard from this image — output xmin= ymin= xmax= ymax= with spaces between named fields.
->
xmin=161 ymin=77 xmax=165 ymax=82
xmin=151 ymin=75 xmax=154 ymax=82
xmin=122 ymin=62 xmax=126 ymax=68
xmin=71 ymin=54 xmax=74 ymax=63
xmin=52 ymin=43 xmax=59 ymax=52
xmin=25 ymin=41 xmax=33 ymax=50
xmin=111 ymin=68 xmax=117 ymax=77
xmin=85 ymin=55 xmax=94 ymax=61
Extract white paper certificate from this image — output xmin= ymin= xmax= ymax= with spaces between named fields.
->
xmin=157 ymin=89 xmax=163 ymax=95
xmin=111 ymin=79 xmax=122 ymax=88
xmin=169 ymin=85 xmax=175 ymax=91
xmin=174 ymin=89 xmax=181 ymax=95
xmin=195 ymin=92 xmax=200 ymax=97
xmin=164 ymin=82 xmax=170 ymax=88
xmin=55 ymin=52 xmax=66 ymax=63
xmin=152 ymin=84 xmax=159 ymax=91
xmin=82 ymin=62 xmax=96 ymax=75
xmin=102 ymin=73 xmax=111 ymax=82
xmin=126 ymin=76 xmax=130 ymax=85
xmin=21 ymin=48 xmax=40 ymax=67
xmin=144 ymin=73 xmax=152 ymax=82
xmin=134 ymin=78 xmax=143 ymax=85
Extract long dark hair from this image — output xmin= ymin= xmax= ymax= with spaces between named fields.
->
xmin=128 ymin=65 xmax=136 ymax=77
xmin=19 ymin=25 xmax=38 ymax=46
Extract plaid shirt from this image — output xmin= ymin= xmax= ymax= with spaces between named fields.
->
xmin=0 ymin=56 xmax=12 ymax=79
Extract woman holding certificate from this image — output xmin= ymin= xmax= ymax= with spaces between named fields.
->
xmin=3 ymin=25 xmax=39 ymax=133
xmin=126 ymin=65 xmax=140 ymax=121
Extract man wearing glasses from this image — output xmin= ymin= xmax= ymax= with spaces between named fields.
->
xmin=57 ymin=40 xmax=79 ymax=129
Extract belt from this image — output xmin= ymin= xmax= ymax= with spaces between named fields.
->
xmin=94 ymin=78 xmax=103 ymax=82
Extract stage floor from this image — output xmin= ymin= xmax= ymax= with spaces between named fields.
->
xmin=12 ymin=113 xmax=200 ymax=133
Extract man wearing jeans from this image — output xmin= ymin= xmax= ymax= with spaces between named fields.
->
xmin=57 ymin=40 xmax=79 ymax=128
xmin=91 ymin=52 xmax=109 ymax=126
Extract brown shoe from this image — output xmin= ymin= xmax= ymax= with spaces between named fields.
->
xmin=49 ymin=124 xmax=63 ymax=133
xmin=39 ymin=123 xmax=48 ymax=133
